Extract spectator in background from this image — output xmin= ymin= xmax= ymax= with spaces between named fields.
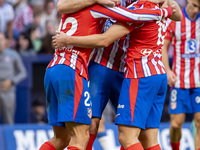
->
xmin=0 ymin=32 xmax=27 ymax=124
xmin=0 ymin=0 xmax=14 ymax=47
xmin=40 ymin=0 xmax=57 ymax=37
xmin=13 ymin=0 xmax=33 ymax=37
xmin=31 ymin=10 xmax=43 ymax=32
xmin=30 ymin=98 xmax=48 ymax=124
xmin=28 ymin=25 xmax=42 ymax=53
xmin=40 ymin=20 xmax=56 ymax=54
xmin=24 ymin=11 xmax=43 ymax=52
xmin=28 ymin=0 xmax=44 ymax=12
xmin=55 ymin=13 xmax=61 ymax=29
xmin=17 ymin=32 xmax=36 ymax=56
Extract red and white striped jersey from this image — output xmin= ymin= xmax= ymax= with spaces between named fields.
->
xmin=165 ymin=8 xmax=200 ymax=88
xmin=47 ymin=4 xmax=170 ymax=80
xmin=121 ymin=1 xmax=172 ymax=78
xmin=13 ymin=2 xmax=33 ymax=33
xmin=92 ymin=0 xmax=136 ymax=73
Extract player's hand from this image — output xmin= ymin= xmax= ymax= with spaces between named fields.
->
xmin=52 ymin=31 xmax=69 ymax=49
xmin=96 ymin=0 xmax=120 ymax=7
xmin=0 ymin=80 xmax=13 ymax=91
xmin=161 ymin=0 xmax=176 ymax=14
xmin=167 ymin=0 xmax=177 ymax=13
xmin=166 ymin=70 xmax=177 ymax=87
xmin=161 ymin=0 xmax=168 ymax=7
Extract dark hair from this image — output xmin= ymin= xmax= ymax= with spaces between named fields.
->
xmin=16 ymin=32 xmax=33 ymax=51
xmin=26 ymin=24 xmax=38 ymax=35
xmin=32 ymin=98 xmax=45 ymax=107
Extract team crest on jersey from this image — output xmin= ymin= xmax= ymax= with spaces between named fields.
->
xmin=87 ymin=108 xmax=92 ymax=118
xmin=171 ymin=102 xmax=177 ymax=110
xmin=140 ymin=49 xmax=153 ymax=56
xmin=188 ymin=39 xmax=197 ymax=53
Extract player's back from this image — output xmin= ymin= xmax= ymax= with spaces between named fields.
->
xmin=48 ymin=2 xmax=169 ymax=79
xmin=124 ymin=1 xmax=167 ymax=78
xmin=47 ymin=5 xmax=105 ymax=80
xmin=92 ymin=0 xmax=136 ymax=73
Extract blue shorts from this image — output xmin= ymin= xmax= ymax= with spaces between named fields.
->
xmin=169 ymin=87 xmax=200 ymax=114
xmin=88 ymin=61 xmax=124 ymax=118
xmin=115 ymin=74 xmax=167 ymax=129
xmin=44 ymin=65 xmax=92 ymax=127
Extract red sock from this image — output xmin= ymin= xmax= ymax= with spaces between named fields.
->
xmin=39 ymin=141 xmax=56 ymax=150
xmin=67 ymin=146 xmax=81 ymax=150
xmin=120 ymin=146 xmax=125 ymax=150
xmin=145 ymin=144 xmax=161 ymax=150
xmin=198 ymin=149 xmax=200 ymax=150
xmin=86 ymin=134 xmax=97 ymax=150
xmin=125 ymin=143 xmax=144 ymax=150
xmin=170 ymin=142 xmax=180 ymax=150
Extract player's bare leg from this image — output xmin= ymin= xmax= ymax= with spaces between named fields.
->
xmin=118 ymin=125 xmax=143 ymax=149
xmin=50 ymin=126 xmax=70 ymax=149
xmin=65 ymin=122 xmax=90 ymax=150
xmin=139 ymin=128 xmax=160 ymax=149
xmin=169 ymin=113 xmax=185 ymax=150
xmin=90 ymin=117 xmax=101 ymax=135
xmin=39 ymin=126 xmax=70 ymax=150
xmin=86 ymin=117 xmax=101 ymax=150
xmin=194 ymin=112 xmax=200 ymax=150
xmin=98 ymin=116 xmax=106 ymax=132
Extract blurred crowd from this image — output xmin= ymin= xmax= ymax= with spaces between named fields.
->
xmin=0 ymin=0 xmax=60 ymax=56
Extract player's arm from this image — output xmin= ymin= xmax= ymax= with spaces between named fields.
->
xmin=162 ymin=0 xmax=182 ymax=21
xmin=91 ymin=4 xmax=173 ymax=23
xmin=57 ymin=0 xmax=120 ymax=14
xmin=162 ymin=39 xmax=177 ymax=86
xmin=53 ymin=22 xmax=130 ymax=49
xmin=168 ymin=0 xmax=182 ymax=21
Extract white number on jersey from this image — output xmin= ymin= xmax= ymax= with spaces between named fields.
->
xmin=57 ymin=17 xmax=78 ymax=49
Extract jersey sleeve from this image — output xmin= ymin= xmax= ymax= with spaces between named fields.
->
xmin=90 ymin=4 xmax=173 ymax=23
